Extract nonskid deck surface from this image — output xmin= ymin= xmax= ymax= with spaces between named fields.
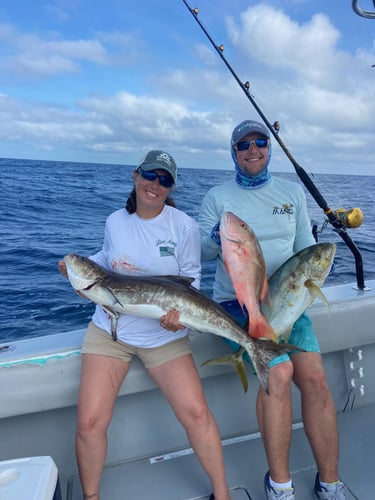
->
xmin=192 ymin=488 xmax=252 ymax=499
xmin=63 ymin=406 xmax=372 ymax=500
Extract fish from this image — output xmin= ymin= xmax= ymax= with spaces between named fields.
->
xmin=208 ymin=242 xmax=336 ymax=369
xmin=64 ymin=253 xmax=303 ymax=394
xmin=220 ymin=211 xmax=278 ymax=342
xmin=262 ymin=242 xmax=336 ymax=342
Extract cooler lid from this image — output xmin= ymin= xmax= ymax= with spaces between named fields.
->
xmin=0 ymin=456 xmax=58 ymax=500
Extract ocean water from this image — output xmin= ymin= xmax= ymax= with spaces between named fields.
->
xmin=1 ymin=158 xmax=374 ymax=341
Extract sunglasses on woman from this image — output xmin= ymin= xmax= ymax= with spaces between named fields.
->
xmin=235 ymin=138 xmax=268 ymax=151
xmin=137 ymin=168 xmax=174 ymax=188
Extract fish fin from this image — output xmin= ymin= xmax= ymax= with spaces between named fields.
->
xmin=102 ymin=306 xmax=119 ymax=341
xmin=239 ymin=302 xmax=248 ymax=318
xmin=102 ymin=286 xmax=125 ymax=308
xmin=260 ymin=277 xmax=271 ymax=307
xmin=243 ymin=316 xmax=249 ymax=332
xmin=249 ymin=314 xmax=278 ymax=343
xmin=279 ymin=328 xmax=293 ymax=343
xmin=161 ymin=275 xmax=195 ymax=286
xmin=262 ymin=292 xmax=271 ymax=308
xmin=247 ymin=343 xmax=271 ymax=394
xmin=247 ymin=339 xmax=304 ymax=394
xmin=305 ymin=279 xmax=331 ymax=317
xmin=202 ymin=347 xmax=249 ymax=393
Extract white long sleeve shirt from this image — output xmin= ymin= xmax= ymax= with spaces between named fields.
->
xmin=90 ymin=205 xmax=201 ymax=347
xmin=199 ymin=176 xmax=315 ymax=303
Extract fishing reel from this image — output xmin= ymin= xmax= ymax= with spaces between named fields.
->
xmin=313 ymin=207 xmax=363 ymax=241
xmin=333 ymin=207 xmax=364 ymax=228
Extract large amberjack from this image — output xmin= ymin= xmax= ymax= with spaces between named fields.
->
xmin=220 ymin=211 xmax=278 ymax=342
xmin=64 ymin=253 xmax=303 ymax=393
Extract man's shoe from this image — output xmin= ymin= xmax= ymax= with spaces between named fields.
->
xmin=313 ymin=473 xmax=346 ymax=499
xmin=264 ymin=471 xmax=295 ymax=499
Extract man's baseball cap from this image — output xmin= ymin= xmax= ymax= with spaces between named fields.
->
xmin=231 ymin=120 xmax=270 ymax=146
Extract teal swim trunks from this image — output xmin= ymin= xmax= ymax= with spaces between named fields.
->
xmin=220 ymin=299 xmax=320 ymax=368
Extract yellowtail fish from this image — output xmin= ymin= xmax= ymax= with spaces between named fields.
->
xmin=262 ymin=242 xmax=336 ymax=342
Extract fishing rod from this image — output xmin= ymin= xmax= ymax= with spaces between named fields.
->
xmin=181 ymin=0 xmax=368 ymax=290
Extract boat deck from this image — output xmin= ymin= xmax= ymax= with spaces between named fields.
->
xmin=62 ymin=404 xmax=372 ymax=499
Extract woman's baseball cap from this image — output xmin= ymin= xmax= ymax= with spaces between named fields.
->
xmin=137 ymin=150 xmax=177 ymax=184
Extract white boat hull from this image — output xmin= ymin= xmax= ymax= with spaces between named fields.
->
xmin=1 ymin=280 xmax=374 ymax=499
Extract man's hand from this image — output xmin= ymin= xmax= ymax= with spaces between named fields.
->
xmin=210 ymin=222 xmax=221 ymax=245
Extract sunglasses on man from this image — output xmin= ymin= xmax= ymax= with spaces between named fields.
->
xmin=235 ymin=138 xmax=268 ymax=151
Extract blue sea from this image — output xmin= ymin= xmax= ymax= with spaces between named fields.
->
xmin=1 ymin=158 xmax=374 ymax=342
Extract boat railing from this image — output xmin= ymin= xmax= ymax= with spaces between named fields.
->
xmin=352 ymin=0 xmax=375 ymax=19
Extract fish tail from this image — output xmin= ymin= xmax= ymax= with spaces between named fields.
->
xmin=245 ymin=341 xmax=271 ymax=394
xmin=246 ymin=338 xmax=304 ymax=394
xmin=249 ymin=314 xmax=278 ymax=343
xmin=202 ymin=347 xmax=249 ymax=393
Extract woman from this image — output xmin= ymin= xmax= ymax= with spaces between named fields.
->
xmin=58 ymin=150 xmax=230 ymax=500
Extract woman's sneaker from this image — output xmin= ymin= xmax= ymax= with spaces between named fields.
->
xmin=264 ymin=471 xmax=295 ymax=499
xmin=313 ymin=473 xmax=346 ymax=499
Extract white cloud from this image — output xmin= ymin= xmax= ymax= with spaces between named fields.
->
xmin=211 ymin=4 xmax=375 ymax=173
xmin=0 ymin=22 xmax=143 ymax=79
xmin=227 ymin=5 xmax=346 ymax=87
xmin=0 ymin=2 xmax=374 ymax=174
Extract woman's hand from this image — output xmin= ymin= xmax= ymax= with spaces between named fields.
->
xmin=160 ymin=309 xmax=185 ymax=332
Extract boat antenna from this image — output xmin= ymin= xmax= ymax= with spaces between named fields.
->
xmin=181 ymin=0 xmax=368 ymax=290
xmin=352 ymin=0 xmax=375 ymax=19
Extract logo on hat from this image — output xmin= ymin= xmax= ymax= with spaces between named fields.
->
xmin=157 ymin=152 xmax=173 ymax=167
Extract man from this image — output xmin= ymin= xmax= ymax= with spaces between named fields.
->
xmin=199 ymin=119 xmax=345 ymax=500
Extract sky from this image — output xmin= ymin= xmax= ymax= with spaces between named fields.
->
xmin=0 ymin=0 xmax=374 ymax=174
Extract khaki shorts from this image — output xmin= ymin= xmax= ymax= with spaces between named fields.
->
xmin=81 ymin=321 xmax=192 ymax=369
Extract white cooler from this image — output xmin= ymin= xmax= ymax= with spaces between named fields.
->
xmin=0 ymin=456 xmax=61 ymax=500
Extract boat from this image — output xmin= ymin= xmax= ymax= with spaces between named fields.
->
xmin=1 ymin=270 xmax=374 ymax=499
xmin=1 ymin=5 xmax=374 ymax=498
